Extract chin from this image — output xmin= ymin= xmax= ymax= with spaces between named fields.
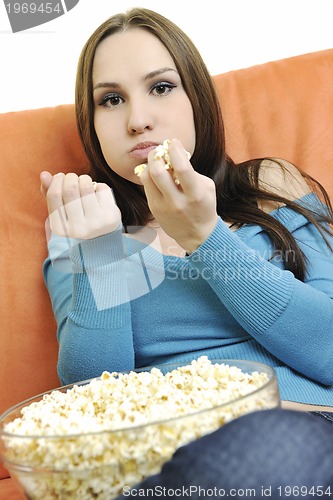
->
xmin=125 ymin=176 xmax=143 ymax=187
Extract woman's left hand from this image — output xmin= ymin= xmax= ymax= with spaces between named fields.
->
xmin=139 ymin=138 xmax=218 ymax=253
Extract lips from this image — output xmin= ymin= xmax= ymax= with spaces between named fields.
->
xmin=128 ymin=142 xmax=159 ymax=160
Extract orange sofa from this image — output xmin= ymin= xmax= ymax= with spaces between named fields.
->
xmin=1 ymin=48 xmax=333 ymax=498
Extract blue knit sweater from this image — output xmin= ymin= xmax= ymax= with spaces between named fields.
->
xmin=43 ymin=193 xmax=333 ymax=405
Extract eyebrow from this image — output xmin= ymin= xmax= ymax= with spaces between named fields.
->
xmin=93 ymin=67 xmax=178 ymax=91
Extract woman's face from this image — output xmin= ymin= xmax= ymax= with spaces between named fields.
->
xmin=92 ymin=28 xmax=196 ymax=184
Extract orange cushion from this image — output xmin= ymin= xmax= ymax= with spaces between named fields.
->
xmin=0 ymin=105 xmax=89 ymax=415
xmin=1 ymin=49 xmax=333 ymax=488
xmin=215 ymin=48 xmax=333 ymax=201
xmin=0 ymin=478 xmax=24 ymax=499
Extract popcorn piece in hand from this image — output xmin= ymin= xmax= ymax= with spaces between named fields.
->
xmin=134 ymin=139 xmax=191 ymax=185
xmin=133 ymin=163 xmax=147 ymax=177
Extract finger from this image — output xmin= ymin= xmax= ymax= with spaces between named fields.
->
xmin=143 ymin=149 xmax=179 ymax=198
xmin=44 ymin=173 xmax=70 ymax=236
xmin=140 ymin=163 xmax=165 ymax=208
xmin=45 ymin=172 xmax=66 ymax=216
xmin=47 ymin=208 xmax=69 ymax=238
xmin=78 ymin=175 xmax=98 ymax=215
xmin=62 ymin=173 xmax=85 ymax=221
xmin=96 ymin=184 xmax=122 ymax=230
xmin=40 ymin=171 xmax=53 ymax=197
xmin=168 ymin=138 xmax=197 ymax=194
xmin=62 ymin=173 xmax=80 ymax=204
xmin=95 ymin=183 xmax=117 ymax=209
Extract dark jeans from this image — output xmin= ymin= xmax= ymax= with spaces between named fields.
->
xmin=116 ymin=409 xmax=333 ymax=500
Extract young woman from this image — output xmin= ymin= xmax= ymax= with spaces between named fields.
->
xmin=41 ymin=9 xmax=333 ymax=410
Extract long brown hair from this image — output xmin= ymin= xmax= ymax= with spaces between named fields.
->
xmin=75 ymin=7 xmax=333 ymax=281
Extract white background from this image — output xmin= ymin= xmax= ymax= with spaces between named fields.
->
xmin=1 ymin=0 xmax=333 ymax=113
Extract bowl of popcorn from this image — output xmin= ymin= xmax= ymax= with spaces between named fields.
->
xmin=0 ymin=357 xmax=280 ymax=499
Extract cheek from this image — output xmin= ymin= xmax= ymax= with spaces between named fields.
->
xmin=178 ymin=101 xmax=196 ymax=155
xmin=94 ymin=116 xmax=136 ymax=182
xmin=94 ymin=117 xmax=117 ymax=165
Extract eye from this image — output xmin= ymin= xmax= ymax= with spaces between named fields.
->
xmin=151 ymin=82 xmax=176 ymax=97
xmin=98 ymin=93 xmax=124 ymax=108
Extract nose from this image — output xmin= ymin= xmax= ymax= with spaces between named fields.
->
xmin=127 ymin=100 xmax=153 ymax=134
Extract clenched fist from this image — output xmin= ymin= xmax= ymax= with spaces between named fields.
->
xmin=40 ymin=171 xmax=121 ymax=240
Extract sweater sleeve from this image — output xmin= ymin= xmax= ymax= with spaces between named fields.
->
xmin=188 ymin=208 xmax=333 ymax=385
xmin=43 ymin=228 xmax=135 ymax=385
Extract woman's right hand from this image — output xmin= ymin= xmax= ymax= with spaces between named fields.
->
xmin=40 ymin=171 xmax=121 ymax=239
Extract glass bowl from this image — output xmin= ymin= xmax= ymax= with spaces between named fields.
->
xmin=0 ymin=358 xmax=280 ymax=499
